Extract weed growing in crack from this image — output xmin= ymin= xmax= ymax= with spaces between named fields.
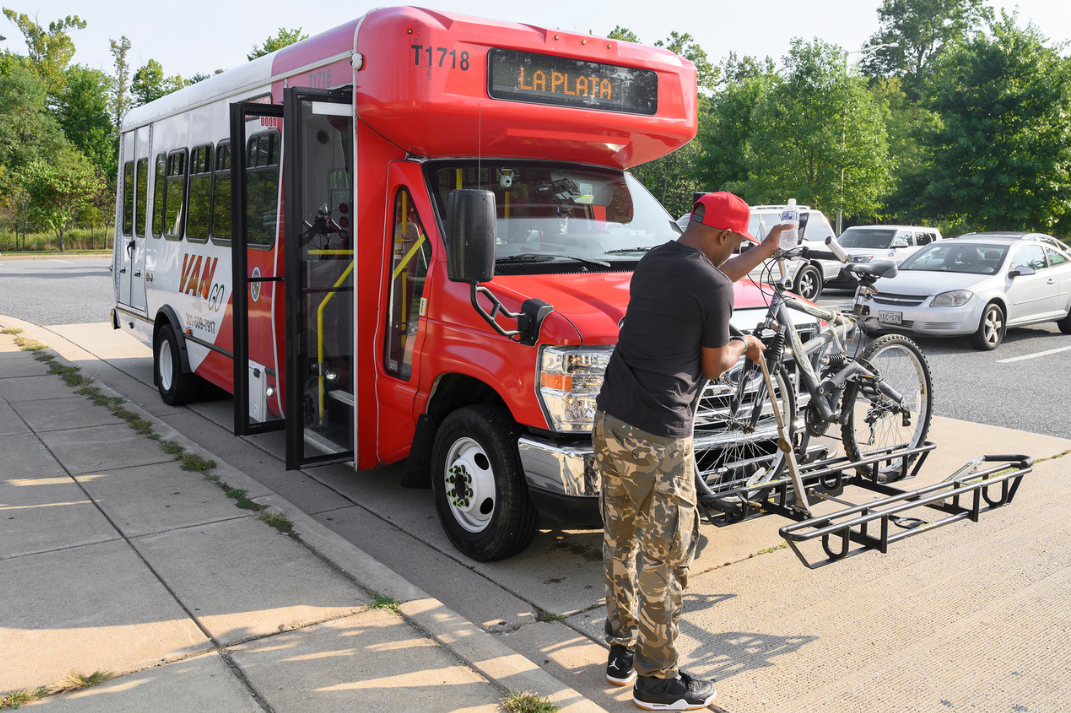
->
xmin=371 ymin=593 xmax=401 ymax=613
xmin=259 ymin=511 xmax=296 ymax=536
xmin=0 ymin=686 xmax=45 ymax=709
xmin=50 ymin=670 xmax=114 ymax=694
xmin=502 ymin=691 xmax=559 ymax=713
xmin=180 ymin=452 xmax=215 ymax=473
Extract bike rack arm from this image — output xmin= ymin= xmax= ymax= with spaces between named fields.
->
xmin=777 ymin=455 xmax=1033 ymax=569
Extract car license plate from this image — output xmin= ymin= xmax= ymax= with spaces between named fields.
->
xmin=878 ymin=311 xmax=902 ymax=325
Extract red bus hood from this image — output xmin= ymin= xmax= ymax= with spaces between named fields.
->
xmin=493 ymin=273 xmax=779 ymax=343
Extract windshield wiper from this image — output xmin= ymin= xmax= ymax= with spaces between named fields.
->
xmin=604 ymin=246 xmax=654 ymax=255
xmin=497 ymin=252 xmax=611 ymax=268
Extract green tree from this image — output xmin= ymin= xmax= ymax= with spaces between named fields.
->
xmin=860 ymin=0 xmax=991 ymax=98
xmin=736 ymin=39 xmax=891 ymax=218
xmin=0 ymin=53 xmax=68 ymax=174
xmin=247 ymin=27 xmax=308 ymax=61
xmin=606 ymin=26 xmax=639 ymax=43
xmin=655 ymin=32 xmax=718 ymax=92
xmin=109 ymin=36 xmax=131 ymax=128
xmin=695 ymin=54 xmax=779 ymax=192
xmin=131 ymin=59 xmax=185 ymax=106
xmin=919 ymin=13 xmax=1071 ymax=232
xmin=20 ymin=150 xmax=102 ymax=252
xmin=631 ymin=139 xmax=703 ymax=219
xmin=57 ymin=65 xmax=116 ymax=181
xmin=1 ymin=9 xmax=86 ymax=97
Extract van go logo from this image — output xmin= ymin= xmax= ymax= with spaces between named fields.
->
xmin=180 ymin=254 xmax=225 ymax=312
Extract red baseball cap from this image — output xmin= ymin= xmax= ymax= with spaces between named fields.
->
xmin=690 ymin=192 xmax=757 ymax=244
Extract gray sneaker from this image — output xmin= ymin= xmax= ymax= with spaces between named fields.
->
xmin=632 ymin=671 xmax=716 ymax=711
xmin=606 ymin=644 xmax=636 ymax=686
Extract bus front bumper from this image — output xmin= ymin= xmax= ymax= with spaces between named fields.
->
xmin=518 ymin=436 xmax=601 ymax=527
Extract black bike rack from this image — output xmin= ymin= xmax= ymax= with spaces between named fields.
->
xmin=697 ymin=445 xmax=1033 ymax=569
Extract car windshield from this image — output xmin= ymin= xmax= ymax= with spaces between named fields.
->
xmin=899 ymin=242 xmax=1009 ymax=274
xmin=838 ymin=228 xmax=896 ymax=249
xmin=426 ymin=161 xmax=681 ymax=263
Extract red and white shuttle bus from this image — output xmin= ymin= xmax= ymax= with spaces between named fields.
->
xmin=111 ymin=7 xmax=798 ymax=560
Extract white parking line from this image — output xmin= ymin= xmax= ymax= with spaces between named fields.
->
xmin=47 ymin=259 xmax=72 ymax=264
xmin=997 ymin=345 xmax=1071 ymax=364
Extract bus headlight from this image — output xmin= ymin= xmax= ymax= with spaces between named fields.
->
xmin=537 ymin=345 xmax=614 ymax=432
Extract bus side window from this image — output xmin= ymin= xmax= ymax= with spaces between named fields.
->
xmin=122 ymin=161 xmax=134 ymax=236
xmin=384 ymin=188 xmax=432 ymax=381
xmin=164 ymin=149 xmax=188 ymax=240
xmin=152 ymin=153 xmax=166 ymax=238
xmin=134 ymin=158 xmax=147 ymax=238
xmin=187 ymin=144 xmax=213 ymax=243
xmin=211 ymin=142 xmax=231 ymax=243
xmin=245 ymin=131 xmax=279 ymax=247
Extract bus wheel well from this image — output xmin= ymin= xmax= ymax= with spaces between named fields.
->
xmin=400 ymin=374 xmax=508 ymax=490
xmin=153 ymin=306 xmax=192 ymax=376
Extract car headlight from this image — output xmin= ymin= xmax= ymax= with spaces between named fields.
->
xmin=931 ymin=290 xmax=974 ymax=307
xmin=851 ymin=255 xmax=873 ymax=263
xmin=538 ymin=345 xmax=613 ymax=432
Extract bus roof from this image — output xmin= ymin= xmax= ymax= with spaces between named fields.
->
xmin=122 ymin=7 xmax=697 ymax=169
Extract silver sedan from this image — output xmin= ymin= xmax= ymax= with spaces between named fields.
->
xmin=864 ymin=236 xmax=1071 ymax=350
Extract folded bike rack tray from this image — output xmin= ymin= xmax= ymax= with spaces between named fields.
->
xmin=698 ymin=443 xmax=1033 ymax=569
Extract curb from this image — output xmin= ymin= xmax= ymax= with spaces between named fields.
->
xmin=0 ymin=315 xmax=608 ymax=713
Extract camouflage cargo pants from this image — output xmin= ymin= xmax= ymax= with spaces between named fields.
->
xmin=593 ymin=409 xmax=700 ymax=679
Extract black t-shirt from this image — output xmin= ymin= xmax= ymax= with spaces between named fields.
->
xmin=597 ymin=241 xmax=734 ymax=438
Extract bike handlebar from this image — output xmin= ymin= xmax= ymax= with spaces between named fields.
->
xmin=800 ymin=247 xmax=839 ymax=262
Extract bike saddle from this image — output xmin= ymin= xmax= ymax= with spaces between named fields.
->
xmin=845 ymin=260 xmax=898 ymax=280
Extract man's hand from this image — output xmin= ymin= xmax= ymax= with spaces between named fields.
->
xmin=762 ymin=224 xmax=790 ymax=255
xmin=743 ymin=335 xmax=765 ymax=363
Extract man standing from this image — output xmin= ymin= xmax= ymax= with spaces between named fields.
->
xmin=594 ymin=192 xmax=786 ymax=710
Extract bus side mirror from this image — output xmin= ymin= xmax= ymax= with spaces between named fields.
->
xmin=446 ymin=189 xmax=496 ymax=284
xmin=446 ymin=189 xmax=553 ymax=345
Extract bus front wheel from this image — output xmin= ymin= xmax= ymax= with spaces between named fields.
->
xmin=431 ymin=405 xmax=538 ymax=561
xmin=154 ymin=324 xmax=200 ymax=406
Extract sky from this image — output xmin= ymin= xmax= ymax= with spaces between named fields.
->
xmin=6 ymin=1 xmax=1070 ymax=80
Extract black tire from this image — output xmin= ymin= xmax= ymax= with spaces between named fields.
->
xmin=1057 ymin=307 xmax=1071 ymax=335
xmin=842 ymin=334 xmax=933 ymax=478
xmin=793 ymin=264 xmax=823 ymax=301
xmin=431 ymin=405 xmax=538 ymax=561
xmin=154 ymin=324 xmax=201 ymax=406
xmin=694 ymin=365 xmax=801 ymax=504
xmin=968 ymin=302 xmax=1006 ymax=350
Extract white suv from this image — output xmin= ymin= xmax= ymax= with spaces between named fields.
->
xmin=827 ymin=225 xmax=942 ymax=288
xmin=676 ymin=201 xmax=839 ymax=300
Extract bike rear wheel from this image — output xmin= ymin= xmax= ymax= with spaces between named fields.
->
xmin=841 ymin=334 xmax=933 ymax=478
xmin=694 ymin=364 xmax=798 ymax=505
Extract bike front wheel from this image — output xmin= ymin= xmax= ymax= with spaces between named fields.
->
xmin=694 ymin=364 xmax=798 ymax=504
xmin=841 ymin=334 xmax=934 ymax=478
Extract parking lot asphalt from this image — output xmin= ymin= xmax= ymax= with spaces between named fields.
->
xmin=816 ymin=287 xmax=1071 ymax=439
xmin=7 ymin=318 xmax=1070 ymax=713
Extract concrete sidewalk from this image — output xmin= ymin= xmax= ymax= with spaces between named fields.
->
xmin=0 ymin=321 xmax=606 ymax=712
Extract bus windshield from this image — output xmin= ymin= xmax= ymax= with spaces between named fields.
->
xmin=426 ymin=161 xmax=681 ymax=265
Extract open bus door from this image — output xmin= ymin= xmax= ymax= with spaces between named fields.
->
xmin=282 ymin=88 xmax=356 ymax=469
xmin=230 ymin=101 xmax=285 ymax=440
xmin=230 ymin=90 xmax=355 ymax=470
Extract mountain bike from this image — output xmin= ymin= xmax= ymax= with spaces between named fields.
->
xmin=693 ymin=239 xmax=934 ymax=517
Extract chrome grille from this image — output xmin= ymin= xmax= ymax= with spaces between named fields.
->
xmin=872 ymin=292 xmax=927 ymax=307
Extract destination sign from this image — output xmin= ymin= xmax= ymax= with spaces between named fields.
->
xmin=487 ymin=48 xmax=658 ymax=116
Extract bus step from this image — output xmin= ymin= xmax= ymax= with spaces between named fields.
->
xmin=327 ymin=389 xmax=355 ymax=407
xmin=777 ymin=454 xmax=1032 ymax=569
xmin=303 ymin=428 xmax=348 ymax=455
